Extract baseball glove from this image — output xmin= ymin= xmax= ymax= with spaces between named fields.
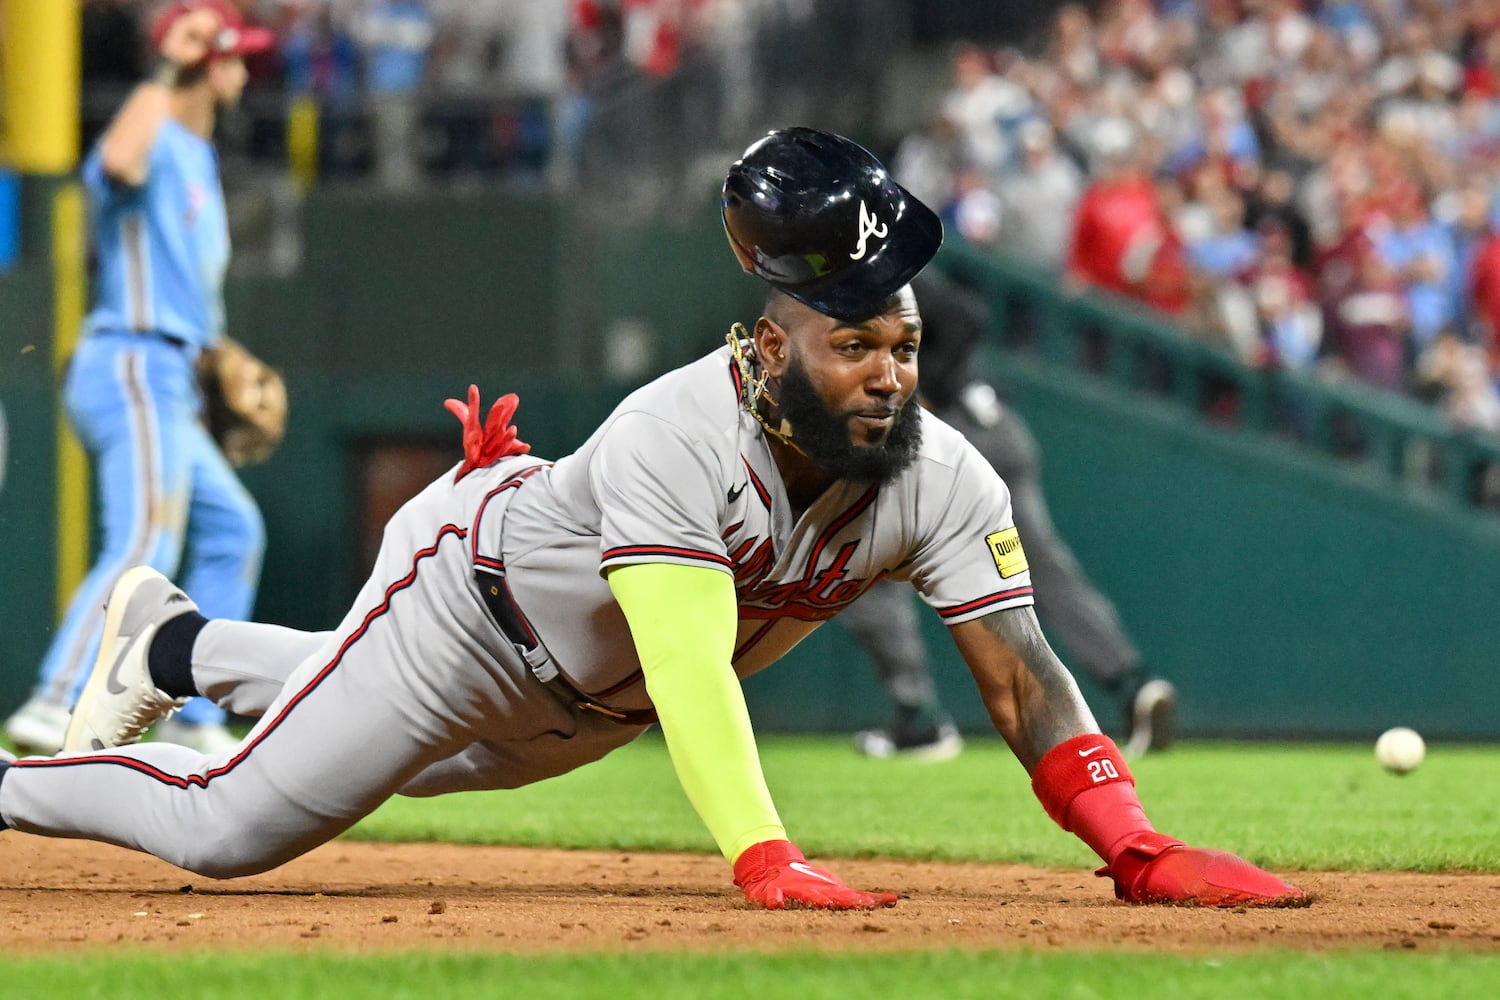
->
xmin=198 ymin=337 xmax=287 ymax=467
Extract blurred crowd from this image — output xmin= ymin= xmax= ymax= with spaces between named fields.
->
xmin=80 ymin=0 xmax=856 ymax=192
xmin=892 ymin=0 xmax=1500 ymax=436
xmin=67 ymin=1 xmax=1500 ymax=439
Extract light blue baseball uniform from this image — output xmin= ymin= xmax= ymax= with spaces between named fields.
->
xmin=27 ymin=116 xmax=264 ymax=727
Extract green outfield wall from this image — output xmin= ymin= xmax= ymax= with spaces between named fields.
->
xmin=3 ymin=188 xmax=1498 ymax=740
xmin=0 ymin=180 xmax=69 ymax=718
xmin=970 ymin=352 xmax=1500 ymax=741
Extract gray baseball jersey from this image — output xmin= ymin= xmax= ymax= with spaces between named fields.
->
xmin=0 ymin=343 xmax=1033 ymax=877
xmin=488 ymin=344 xmax=1034 ymax=714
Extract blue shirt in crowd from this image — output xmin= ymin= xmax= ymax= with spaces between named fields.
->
xmin=361 ymin=0 xmax=434 ymax=95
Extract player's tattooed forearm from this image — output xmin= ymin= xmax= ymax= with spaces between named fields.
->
xmin=982 ymin=605 xmax=1053 ymax=670
xmin=983 ymin=607 xmax=1095 ymax=750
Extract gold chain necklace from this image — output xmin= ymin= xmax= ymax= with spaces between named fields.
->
xmin=725 ymin=323 xmax=802 ymax=453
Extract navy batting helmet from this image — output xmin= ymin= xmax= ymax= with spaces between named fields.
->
xmin=722 ymin=127 xmax=944 ymax=321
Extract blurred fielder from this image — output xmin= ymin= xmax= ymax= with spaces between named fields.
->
xmin=4 ymin=2 xmax=281 ymax=755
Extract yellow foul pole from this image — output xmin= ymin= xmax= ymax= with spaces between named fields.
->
xmin=52 ymin=184 xmax=88 ymax=612
xmin=2 ymin=0 xmax=81 ymax=174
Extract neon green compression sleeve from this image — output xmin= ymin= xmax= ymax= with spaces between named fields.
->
xmin=607 ymin=562 xmax=786 ymax=862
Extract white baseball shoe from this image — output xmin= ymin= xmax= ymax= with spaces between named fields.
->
xmin=854 ymin=722 xmax=964 ymax=762
xmin=63 ymin=567 xmax=192 ymax=753
xmin=4 ymin=696 xmax=71 ymax=755
xmin=1123 ymin=678 xmax=1178 ymax=760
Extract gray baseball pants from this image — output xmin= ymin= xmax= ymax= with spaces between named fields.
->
xmin=0 ymin=461 xmax=646 ymax=877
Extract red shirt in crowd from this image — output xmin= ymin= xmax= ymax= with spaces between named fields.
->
xmin=1066 ymin=175 xmax=1190 ymax=314
xmin=1468 ymin=231 xmax=1500 ymax=376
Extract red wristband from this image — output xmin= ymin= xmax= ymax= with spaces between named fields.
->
xmin=1031 ymin=734 xmax=1155 ymax=864
xmin=1031 ymin=734 xmax=1134 ymax=825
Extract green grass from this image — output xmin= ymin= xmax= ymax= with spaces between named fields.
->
xmin=4 ymin=950 xmax=1500 ymax=1000
xmin=350 ymin=734 xmax=1500 ymax=873
xmin=7 ymin=735 xmax=1500 ymax=993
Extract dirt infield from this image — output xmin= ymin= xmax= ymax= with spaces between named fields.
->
xmin=3 ymin=837 xmax=1498 ymax=954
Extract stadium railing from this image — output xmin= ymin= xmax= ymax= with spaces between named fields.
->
xmin=938 ymin=243 xmax=1500 ymax=513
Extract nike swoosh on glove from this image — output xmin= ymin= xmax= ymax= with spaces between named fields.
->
xmin=444 ymin=385 xmax=531 ymax=481
xmin=733 ymin=839 xmax=898 ymax=910
xmin=1102 ymin=832 xmax=1307 ymax=907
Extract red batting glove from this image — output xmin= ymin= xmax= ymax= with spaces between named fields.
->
xmin=733 ymin=840 xmax=898 ymax=911
xmin=444 ymin=385 xmax=530 ymax=481
xmin=1102 ymin=832 xmax=1307 ymax=907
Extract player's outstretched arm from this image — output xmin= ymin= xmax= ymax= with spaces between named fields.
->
xmin=949 ymin=607 xmax=1305 ymax=907
xmin=608 ymin=563 xmax=896 ymax=910
xmin=98 ymin=8 xmax=221 ymax=185
xmin=949 ymin=603 xmax=1097 ymax=768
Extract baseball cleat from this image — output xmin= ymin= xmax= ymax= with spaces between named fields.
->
xmin=1105 ymin=841 xmax=1309 ymax=908
xmin=3 ymin=696 xmax=72 ymax=755
xmin=854 ymin=722 xmax=964 ymax=762
xmin=1124 ymin=678 xmax=1177 ymax=759
xmin=63 ymin=567 xmax=193 ymax=753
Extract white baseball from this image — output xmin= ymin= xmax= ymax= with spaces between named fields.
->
xmin=1375 ymin=726 xmax=1425 ymax=774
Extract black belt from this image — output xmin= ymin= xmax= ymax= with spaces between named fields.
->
xmin=475 ymin=570 xmax=658 ymax=727
xmin=94 ymin=328 xmax=192 ymax=351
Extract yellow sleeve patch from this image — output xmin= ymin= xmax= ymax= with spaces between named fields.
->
xmin=986 ymin=527 xmax=1029 ymax=578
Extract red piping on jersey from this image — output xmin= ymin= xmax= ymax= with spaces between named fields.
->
xmin=937 ymin=586 xmax=1035 ymax=620
xmin=730 ymin=488 xmax=879 ymax=619
xmin=601 ymin=545 xmax=734 ymax=569
xmin=736 ymin=566 xmax=893 ymax=624
xmin=801 ymin=486 xmax=878 ymax=576
xmin=14 ymin=524 xmax=471 ymax=787
xmin=742 ymin=456 xmax=772 ymax=509
xmin=470 ymin=462 xmax=549 ymax=566
xmin=726 ymin=535 xmax=775 ymax=590
xmin=733 ymin=569 xmax=891 ymax=657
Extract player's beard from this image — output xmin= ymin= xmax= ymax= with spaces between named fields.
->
xmin=776 ymin=353 xmax=922 ymax=485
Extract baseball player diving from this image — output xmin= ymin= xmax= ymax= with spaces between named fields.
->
xmin=0 ymin=128 xmax=1304 ymax=910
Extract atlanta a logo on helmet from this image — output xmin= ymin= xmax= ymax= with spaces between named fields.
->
xmin=850 ymin=200 xmax=888 ymax=261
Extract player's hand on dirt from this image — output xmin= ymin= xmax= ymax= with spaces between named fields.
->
xmin=1101 ymin=832 xmax=1306 ymax=907
xmin=733 ymin=839 xmax=898 ymax=910
xmin=444 ymin=385 xmax=530 ymax=480
xmin=158 ymin=7 xmax=222 ymax=68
